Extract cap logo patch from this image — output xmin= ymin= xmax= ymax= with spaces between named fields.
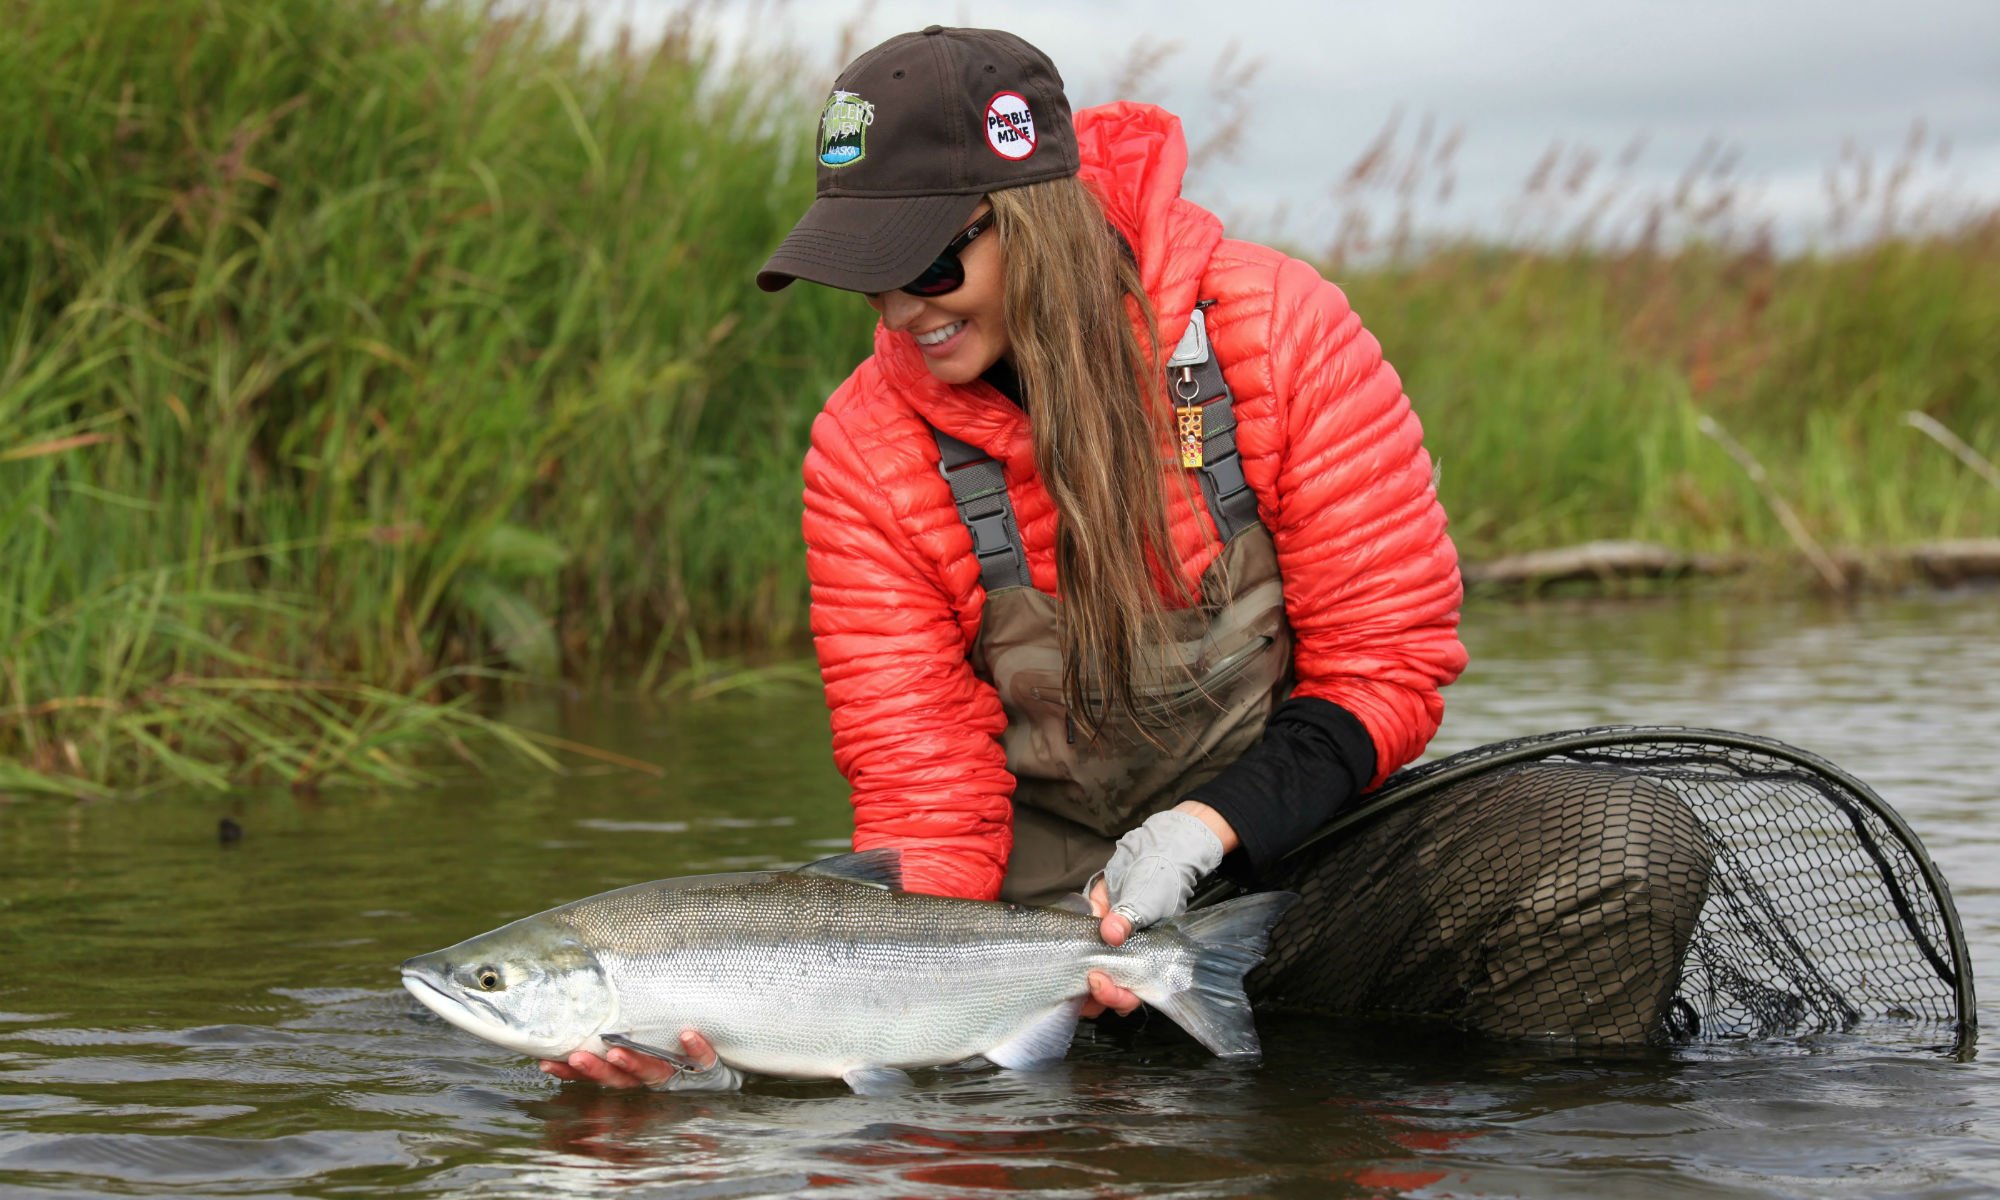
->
xmin=984 ymin=91 xmax=1037 ymax=161
xmin=819 ymin=90 xmax=875 ymax=167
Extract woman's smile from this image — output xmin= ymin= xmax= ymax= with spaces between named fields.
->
xmin=912 ymin=321 xmax=976 ymax=362
xmin=867 ymin=206 xmax=1009 ymax=384
xmin=913 ymin=321 xmax=966 ymax=349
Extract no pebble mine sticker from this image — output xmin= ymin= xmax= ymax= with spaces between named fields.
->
xmin=985 ymin=91 xmax=1036 ymax=160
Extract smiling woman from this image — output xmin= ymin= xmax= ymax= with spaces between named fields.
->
xmin=540 ymin=21 xmax=1743 ymax=1093
xmin=864 ymin=207 xmax=1010 ymax=383
xmin=751 ymin=16 xmax=1462 ymax=952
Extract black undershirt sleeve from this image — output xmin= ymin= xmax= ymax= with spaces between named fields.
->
xmin=1184 ymin=695 xmax=1378 ymax=882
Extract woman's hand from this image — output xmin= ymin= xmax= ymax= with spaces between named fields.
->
xmin=1082 ymin=879 xmax=1143 ymax=1018
xmin=538 ymin=1030 xmax=726 ymax=1090
xmin=1097 ymin=801 xmax=1238 ymax=934
xmin=1081 ymin=801 xmax=1240 ymax=1018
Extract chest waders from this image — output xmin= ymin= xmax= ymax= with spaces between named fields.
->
xmin=934 ymin=307 xmax=1291 ymax=906
xmin=933 ymin=309 xmax=1975 ymax=1052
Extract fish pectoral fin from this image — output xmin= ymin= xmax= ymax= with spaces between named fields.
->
xmin=795 ymin=849 xmax=903 ymax=891
xmin=1053 ymin=892 xmax=1093 ymax=916
xmin=601 ymin=1032 xmax=698 ymax=1070
xmin=982 ymin=998 xmax=1085 ymax=1071
xmin=841 ymin=1066 xmax=914 ymax=1095
xmin=601 ymin=1033 xmax=746 ymax=1092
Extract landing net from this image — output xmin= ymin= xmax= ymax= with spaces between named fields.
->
xmin=1210 ymin=726 xmax=1975 ymax=1056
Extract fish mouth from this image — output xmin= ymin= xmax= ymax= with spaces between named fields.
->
xmin=399 ymin=967 xmax=506 ymax=1034
xmin=399 ymin=969 xmax=454 ymax=1007
xmin=400 ymin=968 xmax=472 ymax=1022
xmin=402 ymin=969 xmax=519 ymax=1046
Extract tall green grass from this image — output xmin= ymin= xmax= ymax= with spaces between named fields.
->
xmin=1312 ymin=119 xmax=2000 ymax=561
xmin=3 ymin=0 xmax=1995 ymax=796
xmin=1 ymin=0 xmax=863 ymax=795
xmin=1359 ymin=233 xmax=2000 ymax=558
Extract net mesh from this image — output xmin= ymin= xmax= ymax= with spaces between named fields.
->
xmin=1229 ymin=726 xmax=1973 ymax=1053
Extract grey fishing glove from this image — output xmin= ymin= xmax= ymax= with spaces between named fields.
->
xmin=1096 ymin=808 xmax=1225 ymax=931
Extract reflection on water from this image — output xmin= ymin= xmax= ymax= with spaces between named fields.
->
xmin=0 ymin=590 xmax=1996 ymax=1197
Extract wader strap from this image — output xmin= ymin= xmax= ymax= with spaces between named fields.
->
xmin=934 ymin=428 xmax=1032 ymax=592
xmin=1167 ymin=306 xmax=1261 ymax=544
xmin=929 ymin=303 xmax=1261 ymax=593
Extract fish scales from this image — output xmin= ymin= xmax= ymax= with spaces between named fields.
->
xmin=568 ymin=875 xmax=1168 ymax=1075
xmin=400 ymin=851 xmax=1294 ymax=1090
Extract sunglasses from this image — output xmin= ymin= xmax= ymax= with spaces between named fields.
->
xmin=899 ymin=211 xmax=994 ymax=297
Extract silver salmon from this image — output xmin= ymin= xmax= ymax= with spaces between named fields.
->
xmin=400 ymin=850 xmax=1295 ymax=1093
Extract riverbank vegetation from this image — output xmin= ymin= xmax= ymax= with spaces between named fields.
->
xmin=4 ymin=0 xmax=1996 ymax=796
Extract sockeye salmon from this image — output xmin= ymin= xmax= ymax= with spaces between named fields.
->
xmin=400 ymin=849 xmax=1295 ymax=1093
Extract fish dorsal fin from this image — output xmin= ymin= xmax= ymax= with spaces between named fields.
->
xmin=794 ymin=849 xmax=902 ymax=890
xmin=1053 ymin=893 xmax=1093 ymax=916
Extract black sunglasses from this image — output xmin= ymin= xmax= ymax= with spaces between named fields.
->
xmin=899 ymin=212 xmax=994 ymax=297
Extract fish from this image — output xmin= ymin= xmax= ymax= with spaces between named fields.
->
xmin=399 ymin=849 xmax=1296 ymax=1094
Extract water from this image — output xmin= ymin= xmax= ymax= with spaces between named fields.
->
xmin=2 ymin=590 xmax=1997 ymax=1198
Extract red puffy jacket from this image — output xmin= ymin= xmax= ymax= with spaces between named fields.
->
xmin=802 ymin=102 xmax=1466 ymax=901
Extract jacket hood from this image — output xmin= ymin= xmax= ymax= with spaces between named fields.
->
xmin=1073 ymin=101 xmax=1222 ymax=345
xmin=870 ymin=102 xmax=1225 ymax=450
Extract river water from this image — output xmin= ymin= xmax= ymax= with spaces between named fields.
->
xmin=2 ymin=590 xmax=1997 ymax=1198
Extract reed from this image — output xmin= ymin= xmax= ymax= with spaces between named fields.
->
xmin=1 ymin=0 xmax=864 ymax=794
xmin=3 ymin=0 xmax=1995 ymax=796
xmin=1313 ymin=116 xmax=2000 ymax=561
xmin=1345 ymin=227 xmax=2000 ymax=561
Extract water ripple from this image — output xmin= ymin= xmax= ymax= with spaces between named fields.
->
xmin=1 ymin=592 xmax=1996 ymax=1197
xmin=0 ymin=1128 xmax=419 ymax=1183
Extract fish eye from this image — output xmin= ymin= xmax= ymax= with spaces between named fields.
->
xmin=476 ymin=967 xmax=502 ymax=991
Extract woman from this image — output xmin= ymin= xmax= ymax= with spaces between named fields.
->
xmin=764 ymin=22 xmax=1461 ymax=919
xmin=547 ymin=26 xmax=1703 ymax=1091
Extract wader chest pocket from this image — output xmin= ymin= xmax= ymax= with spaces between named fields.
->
xmin=1018 ymin=632 xmax=1279 ymax=739
xmin=1109 ymin=634 xmax=1277 ymax=727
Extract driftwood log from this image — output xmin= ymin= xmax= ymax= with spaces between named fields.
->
xmin=1463 ymin=538 xmax=2000 ymax=591
xmin=1902 ymin=539 xmax=2000 ymax=586
xmin=1461 ymin=541 xmax=1739 ymax=588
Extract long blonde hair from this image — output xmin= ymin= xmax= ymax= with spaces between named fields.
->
xmin=987 ymin=178 xmax=1191 ymax=738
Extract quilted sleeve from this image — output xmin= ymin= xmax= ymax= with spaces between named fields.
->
xmin=802 ymin=401 xmax=1016 ymax=900
xmin=1261 ymin=256 xmax=1467 ymax=783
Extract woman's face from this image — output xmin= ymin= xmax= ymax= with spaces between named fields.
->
xmin=865 ymin=206 xmax=1009 ymax=386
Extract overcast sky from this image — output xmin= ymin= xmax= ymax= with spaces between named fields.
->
xmin=570 ymin=0 xmax=2000 ymax=255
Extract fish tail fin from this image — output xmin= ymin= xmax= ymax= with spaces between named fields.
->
xmin=1144 ymin=891 xmax=1297 ymax=1061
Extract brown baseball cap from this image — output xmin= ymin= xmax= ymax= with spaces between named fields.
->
xmin=755 ymin=26 xmax=1080 ymax=293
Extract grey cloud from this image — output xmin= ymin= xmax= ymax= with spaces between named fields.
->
xmin=590 ymin=0 xmax=2000 ymax=245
